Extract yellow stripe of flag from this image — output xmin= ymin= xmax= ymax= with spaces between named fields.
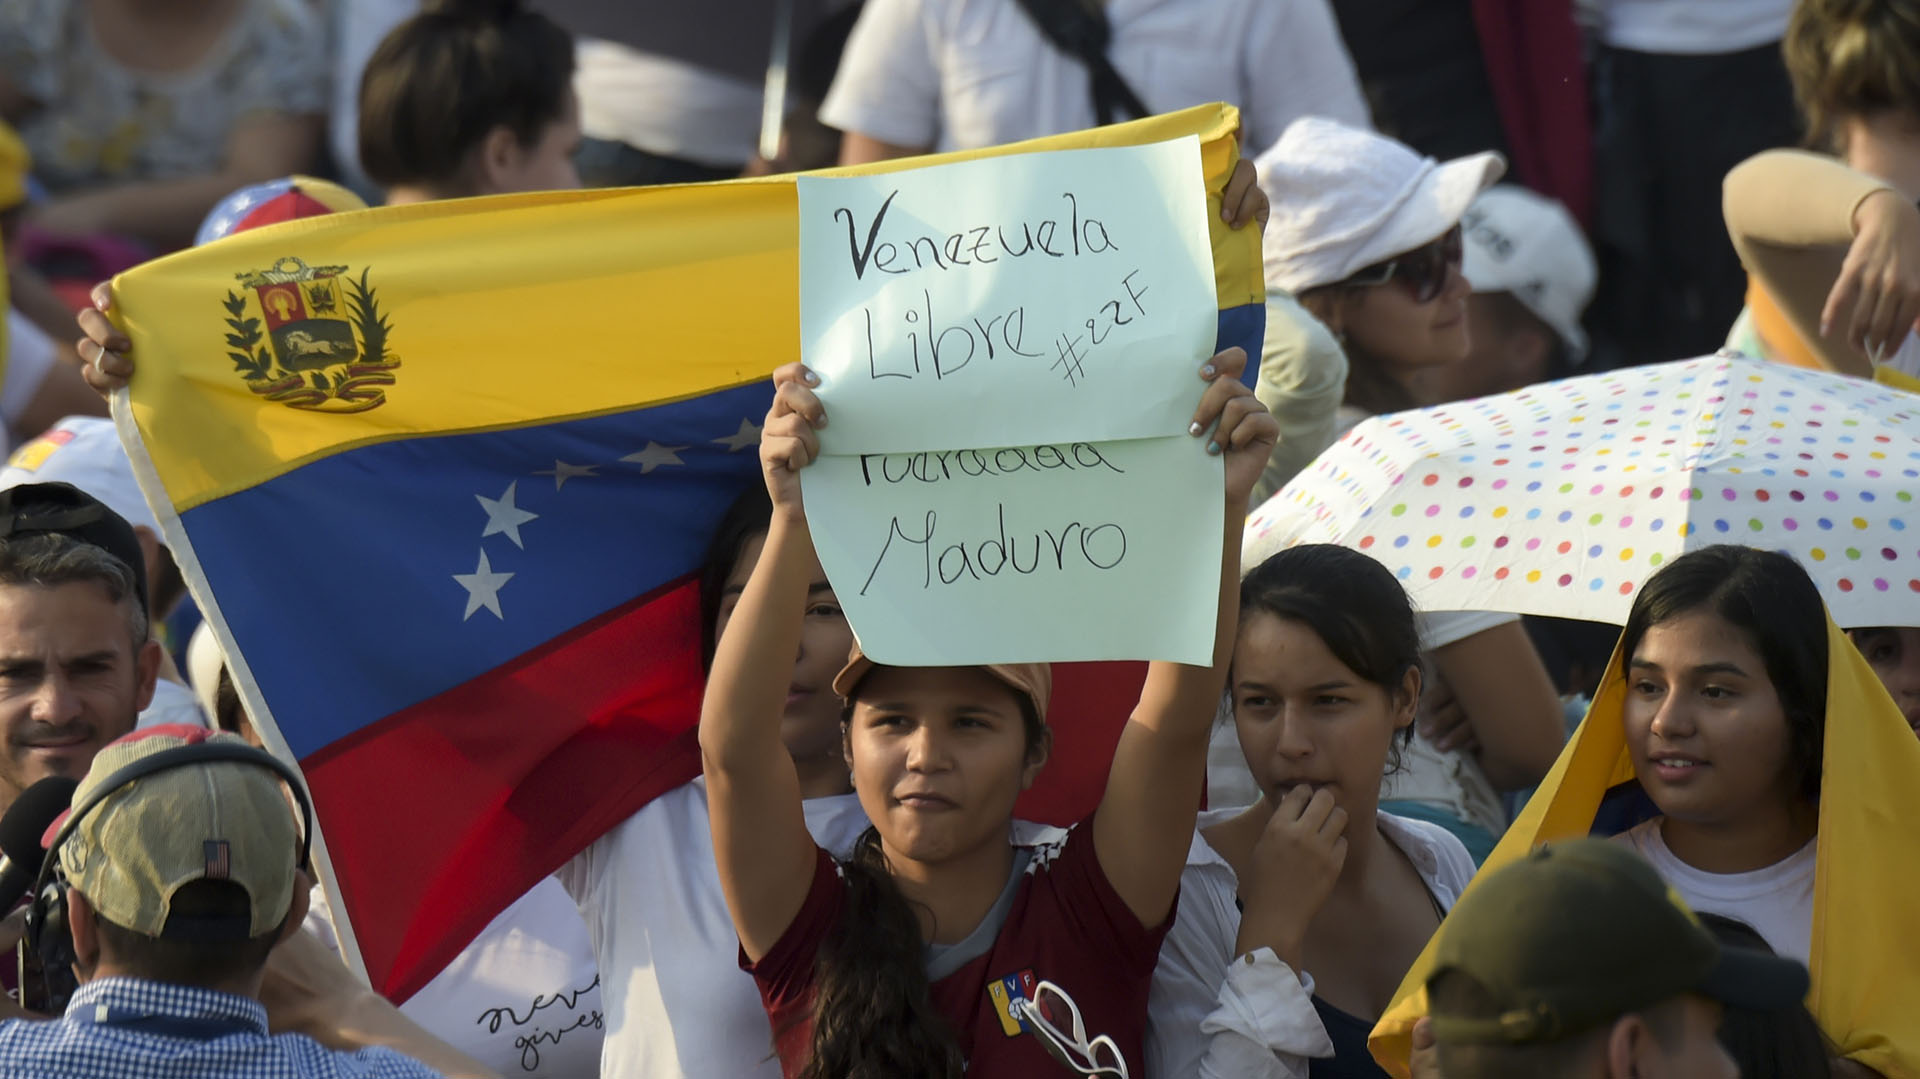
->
xmin=114 ymin=104 xmax=1258 ymax=513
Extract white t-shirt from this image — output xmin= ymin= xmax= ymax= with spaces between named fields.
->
xmin=305 ymin=878 xmax=604 ymax=1077
xmin=1618 ymin=818 xmax=1815 ymax=962
xmin=1595 ymin=0 xmax=1793 ymax=54
xmin=819 ymin=0 xmax=1367 ymax=156
xmin=136 ymin=679 xmax=211 ymax=730
xmin=573 ymin=40 xmax=763 ymax=167
xmin=0 ymin=309 xmax=60 ymax=452
xmin=557 ymin=778 xmax=870 ymax=1079
xmin=1148 ymin=808 xmax=1475 ymax=1078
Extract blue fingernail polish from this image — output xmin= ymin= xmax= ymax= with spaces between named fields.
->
xmin=1206 ymin=440 xmax=1221 ymax=455
xmin=1202 ymin=364 xmax=1216 ymax=377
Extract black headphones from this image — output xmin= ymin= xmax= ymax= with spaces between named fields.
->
xmin=24 ymin=740 xmax=314 ymax=1011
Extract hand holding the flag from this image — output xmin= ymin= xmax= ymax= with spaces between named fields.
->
xmin=760 ymin=362 xmax=828 ymax=520
xmin=1220 ymin=157 xmax=1270 ymax=234
xmin=1408 ymin=1018 xmax=1441 ymax=1079
xmin=1232 ymin=785 xmax=1349 ymax=970
xmin=1189 ymin=346 xmax=1279 ymax=510
xmin=77 ymin=282 xmax=135 ymax=397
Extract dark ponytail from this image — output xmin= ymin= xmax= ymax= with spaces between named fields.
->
xmin=801 ymin=827 xmax=963 ymax=1079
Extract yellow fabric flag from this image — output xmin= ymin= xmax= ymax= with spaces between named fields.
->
xmin=1369 ymin=615 xmax=1920 ymax=1077
xmin=1874 ymin=364 xmax=1920 ymax=396
xmin=106 ymin=103 xmax=1262 ymax=1001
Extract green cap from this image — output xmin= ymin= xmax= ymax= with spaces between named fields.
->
xmin=1428 ymin=838 xmax=1809 ymax=1044
xmin=59 ymin=727 xmax=300 ymax=940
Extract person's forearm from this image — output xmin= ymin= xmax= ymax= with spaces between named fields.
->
xmin=260 ymin=929 xmax=497 ymax=1077
xmin=7 ymin=265 xmax=82 ymax=346
xmin=698 ymin=513 xmax=816 ymax=770
xmin=37 ymin=173 xmax=267 ymax=251
xmin=1725 ymin=150 xmax=1887 ymax=250
xmin=1232 ymin=905 xmax=1304 ymax=970
xmin=318 ymin=991 xmax=497 ymax=1077
xmin=15 ymin=354 xmax=109 ymax=440
xmin=1724 ymin=151 xmax=1889 ymax=376
xmin=1431 ymin=624 xmax=1564 ymax=791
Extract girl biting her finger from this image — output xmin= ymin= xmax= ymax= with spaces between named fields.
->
xmin=1149 ymin=544 xmax=1477 ymax=1079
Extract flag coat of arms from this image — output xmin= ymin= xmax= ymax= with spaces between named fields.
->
xmin=109 ymin=104 xmax=1265 ymax=1000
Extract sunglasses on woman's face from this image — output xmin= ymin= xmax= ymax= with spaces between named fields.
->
xmin=1343 ymin=224 xmax=1465 ymax=304
xmin=1011 ymin=980 xmax=1130 ymax=1078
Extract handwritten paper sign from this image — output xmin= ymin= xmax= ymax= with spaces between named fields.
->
xmin=796 ymin=139 xmax=1222 ymax=666
xmin=797 ymin=138 xmax=1217 ymax=453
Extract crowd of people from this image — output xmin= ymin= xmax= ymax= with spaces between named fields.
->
xmin=2 ymin=0 xmax=1919 ymax=1077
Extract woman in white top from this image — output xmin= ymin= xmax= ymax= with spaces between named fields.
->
xmin=1608 ymin=545 xmax=1825 ymax=964
xmin=1150 ymin=543 xmax=1476 ymax=1078
xmin=558 ymin=485 xmax=872 ymax=1079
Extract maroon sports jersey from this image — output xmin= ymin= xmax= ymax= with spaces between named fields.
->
xmin=743 ymin=821 xmax=1172 ymax=1075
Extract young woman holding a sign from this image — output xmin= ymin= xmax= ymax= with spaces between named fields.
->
xmin=1147 ymin=544 xmax=1476 ymax=1079
xmin=700 ymin=349 xmax=1275 ymax=1077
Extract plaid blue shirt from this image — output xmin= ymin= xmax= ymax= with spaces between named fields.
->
xmin=0 ymin=977 xmax=444 ymax=1078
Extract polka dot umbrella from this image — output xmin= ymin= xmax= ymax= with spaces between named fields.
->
xmin=1245 ymin=353 xmax=1920 ymax=625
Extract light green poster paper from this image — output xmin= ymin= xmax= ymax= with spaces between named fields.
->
xmin=796 ymin=138 xmax=1223 ymax=665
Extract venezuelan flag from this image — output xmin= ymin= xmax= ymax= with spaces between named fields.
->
xmin=1368 ymin=615 xmax=1920 ymax=1077
xmin=110 ymin=105 xmax=1263 ymax=1000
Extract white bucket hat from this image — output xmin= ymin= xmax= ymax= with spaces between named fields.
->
xmin=1256 ymin=117 xmax=1506 ymax=296
xmin=1461 ymin=185 xmax=1597 ymax=363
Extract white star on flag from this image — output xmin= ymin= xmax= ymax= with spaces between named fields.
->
xmin=453 ymin=550 xmax=514 ymax=621
xmin=476 ymin=480 xmax=539 ymax=548
xmin=533 ymin=460 xmax=598 ymax=490
xmin=712 ymin=418 xmax=761 ymax=452
xmin=622 ymin=441 xmax=688 ymax=474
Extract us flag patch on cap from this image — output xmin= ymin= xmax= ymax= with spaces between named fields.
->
xmin=204 ymin=840 xmax=231 ymax=879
